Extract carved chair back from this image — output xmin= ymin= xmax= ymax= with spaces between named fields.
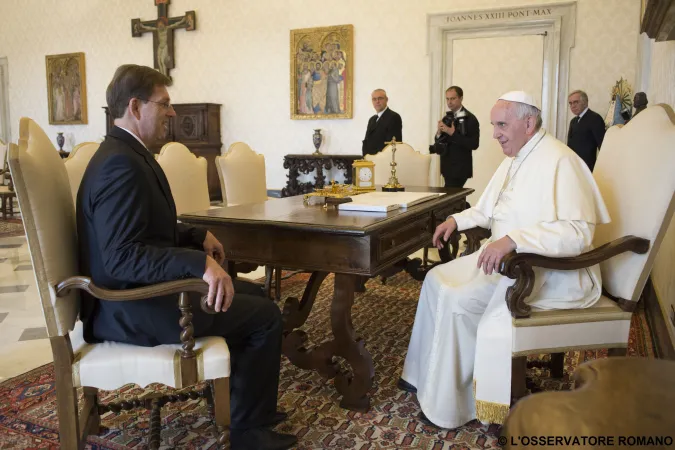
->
xmin=8 ymin=118 xmax=79 ymax=337
xmin=592 ymin=104 xmax=675 ymax=303
xmin=157 ymin=142 xmax=210 ymax=215
xmin=64 ymin=142 xmax=99 ymax=203
xmin=216 ymin=142 xmax=267 ymax=206
xmin=365 ymin=143 xmax=432 ymax=187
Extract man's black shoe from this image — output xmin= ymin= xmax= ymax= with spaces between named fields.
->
xmin=230 ymin=427 xmax=298 ymax=450
xmin=266 ymin=410 xmax=289 ymax=427
xmin=397 ymin=378 xmax=417 ymax=393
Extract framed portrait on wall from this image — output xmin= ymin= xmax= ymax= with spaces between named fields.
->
xmin=45 ymin=52 xmax=88 ymax=125
xmin=290 ymin=24 xmax=353 ymax=120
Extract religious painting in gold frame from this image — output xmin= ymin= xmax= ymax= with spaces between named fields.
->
xmin=290 ymin=24 xmax=353 ymax=120
xmin=45 ymin=52 xmax=88 ymax=125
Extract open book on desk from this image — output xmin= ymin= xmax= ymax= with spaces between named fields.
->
xmin=337 ymin=191 xmax=444 ymax=212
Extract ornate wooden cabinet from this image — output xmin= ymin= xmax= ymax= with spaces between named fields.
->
xmin=105 ymin=103 xmax=223 ymax=200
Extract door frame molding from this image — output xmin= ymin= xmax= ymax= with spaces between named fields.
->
xmin=427 ymin=2 xmax=576 ymax=142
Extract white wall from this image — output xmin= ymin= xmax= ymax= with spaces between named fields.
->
xmin=0 ymin=0 xmax=640 ymax=189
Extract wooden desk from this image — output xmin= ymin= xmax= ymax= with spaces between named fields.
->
xmin=180 ymin=186 xmax=472 ymax=411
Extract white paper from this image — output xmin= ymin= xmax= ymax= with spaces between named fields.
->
xmin=337 ymin=191 xmax=443 ymax=212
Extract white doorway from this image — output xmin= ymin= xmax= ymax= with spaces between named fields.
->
xmin=451 ymin=34 xmax=544 ymax=204
xmin=427 ymin=3 xmax=577 ymax=202
xmin=0 ymin=57 xmax=10 ymax=144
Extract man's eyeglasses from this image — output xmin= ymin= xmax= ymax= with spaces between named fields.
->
xmin=141 ymin=99 xmax=173 ymax=110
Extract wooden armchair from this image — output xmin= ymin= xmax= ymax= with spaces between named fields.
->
xmin=452 ymin=104 xmax=675 ymax=401
xmin=9 ymin=118 xmax=231 ymax=450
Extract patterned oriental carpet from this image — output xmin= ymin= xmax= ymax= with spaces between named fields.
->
xmin=0 ymin=272 xmax=654 ymax=449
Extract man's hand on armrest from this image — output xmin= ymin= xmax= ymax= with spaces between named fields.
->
xmin=433 ymin=217 xmax=458 ymax=249
xmin=203 ymin=256 xmax=234 ymax=313
xmin=477 ymin=236 xmax=516 ymax=275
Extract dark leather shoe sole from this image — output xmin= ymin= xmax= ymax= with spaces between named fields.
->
xmin=397 ymin=378 xmax=417 ymax=393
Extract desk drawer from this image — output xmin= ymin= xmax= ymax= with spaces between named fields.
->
xmin=378 ymin=215 xmax=431 ymax=259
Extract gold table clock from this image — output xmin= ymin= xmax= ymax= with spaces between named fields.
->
xmin=352 ymin=159 xmax=376 ymax=192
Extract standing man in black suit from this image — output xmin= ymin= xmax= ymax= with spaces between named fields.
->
xmin=429 ymin=86 xmax=480 ymax=188
xmin=77 ymin=64 xmax=297 ymax=450
xmin=362 ymin=89 xmax=402 ymax=156
xmin=567 ymin=89 xmax=606 ymax=172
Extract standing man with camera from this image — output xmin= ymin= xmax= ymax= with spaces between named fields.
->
xmin=430 ymin=86 xmax=480 ymax=188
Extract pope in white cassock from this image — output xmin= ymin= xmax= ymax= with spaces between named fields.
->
xmin=399 ymin=91 xmax=610 ymax=429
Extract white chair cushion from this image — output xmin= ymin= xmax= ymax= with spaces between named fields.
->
xmin=365 ymin=143 xmax=432 ymax=187
xmin=70 ymin=321 xmax=230 ymax=390
xmin=593 ymin=105 xmax=675 ymax=301
xmin=512 ymin=296 xmax=632 ymax=356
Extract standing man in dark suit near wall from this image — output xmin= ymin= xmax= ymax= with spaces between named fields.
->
xmin=429 ymin=86 xmax=480 ymax=188
xmin=77 ymin=64 xmax=296 ymax=450
xmin=567 ymin=89 xmax=606 ymax=172
xmin=362 ymin=89 xmax=402 ymax=156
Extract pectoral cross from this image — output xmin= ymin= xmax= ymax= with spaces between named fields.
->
xmin=131 ymin=0 xmax=196 ymax=79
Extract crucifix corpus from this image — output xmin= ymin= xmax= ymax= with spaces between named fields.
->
xmin=131 ymin=0 xmax=196 ymax=79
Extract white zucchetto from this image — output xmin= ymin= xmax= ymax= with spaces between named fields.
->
xmin=498 ymin=91 xmax=540 ymax=110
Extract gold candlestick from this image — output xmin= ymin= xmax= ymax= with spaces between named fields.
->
xmin=382 ymin=138 xmax=405 ymax=192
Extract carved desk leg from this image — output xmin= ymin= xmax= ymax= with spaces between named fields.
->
xmin=331 ymin=273 xmax=374 ymax=412
xmin=282 ymin=271 xmax=338 ymax=379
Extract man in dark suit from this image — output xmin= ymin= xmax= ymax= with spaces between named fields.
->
xmin=429 ymin=86 xmax=480 ymax=188
xmin=77 ymin=64 xmax=296 ymax=450
xmin=567 ymin=90 xmax=606 ymax=172
xmin=362 ymin=89 xmax=402 ymax=156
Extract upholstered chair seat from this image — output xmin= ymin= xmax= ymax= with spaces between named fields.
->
xmin=69 ymin=321 xmax=231 ymax=391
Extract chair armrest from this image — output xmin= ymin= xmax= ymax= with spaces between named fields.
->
xmin=498 ymin=235 xmax=650 ymax=318
xmin=54 ymin=276 xmax=217 ymax=314
xmin=456 ymin=227 xmax=492 ymax=255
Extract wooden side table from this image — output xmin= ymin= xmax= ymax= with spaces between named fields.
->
xmin=281 ymin=154 xmax=362 ymax=197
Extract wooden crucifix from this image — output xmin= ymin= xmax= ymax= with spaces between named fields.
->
xmin=131 ymin=0 xmax=196 ymax=79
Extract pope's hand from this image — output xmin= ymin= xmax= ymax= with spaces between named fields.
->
xmin=432 ymin=217 xmax=457 ymax=249
xmin=203 ymin=231 xmax=225 ymax=265
xmin=203 ymin=256 xmax=234 ymax=313
xmin=477 ymin=236 xmax=517 ymax=275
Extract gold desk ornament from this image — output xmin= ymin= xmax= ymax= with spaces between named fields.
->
xmin=351 ymin=159 xmax=376 ymax=192
xmin=382 ymin=138 xmax=405 ymax=192
xmin=303 ymin=181 xmax=359 ymax=208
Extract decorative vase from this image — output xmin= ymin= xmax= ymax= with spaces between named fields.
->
xmin=56 ymin=132 xmax=65 ymax=151
xmin=312 ymin=129 xmax=322 ymax=155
